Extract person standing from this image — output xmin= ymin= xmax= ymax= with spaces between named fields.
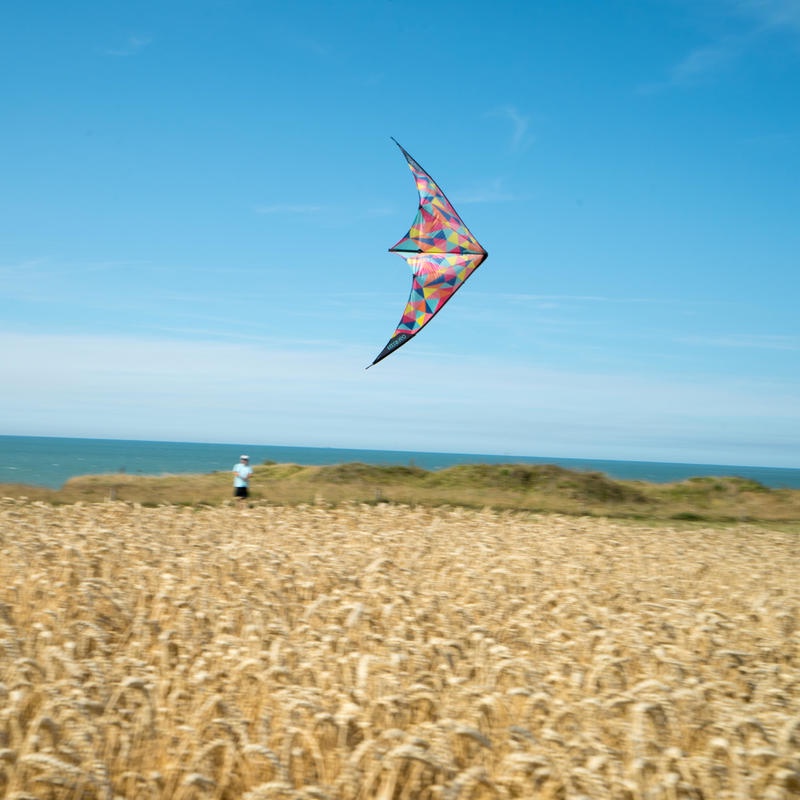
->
xmin=232 ymin=454 xmax=254 ymax=500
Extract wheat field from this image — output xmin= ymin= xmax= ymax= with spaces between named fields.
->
xmin=1 ymin=499 xmax=798 ymax=799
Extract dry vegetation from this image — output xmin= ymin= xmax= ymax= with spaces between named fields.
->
xmin=1 ymin=499 xmax=799 ymax=799
xmin=3 ymin=462 xmax=800 ymax=522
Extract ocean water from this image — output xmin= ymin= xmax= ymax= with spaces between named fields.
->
xmin=1 ymin=435 xmax=799 ymax=490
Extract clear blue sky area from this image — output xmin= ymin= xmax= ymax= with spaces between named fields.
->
xmin=2 ymin=0 xmax=798 ymax=467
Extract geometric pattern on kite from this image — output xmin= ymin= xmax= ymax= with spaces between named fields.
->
xmin=370 ymin=139 xmax=488 ymax=366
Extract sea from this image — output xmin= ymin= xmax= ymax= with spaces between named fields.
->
xmin=1 ymin=435 xmax=799 ymax=490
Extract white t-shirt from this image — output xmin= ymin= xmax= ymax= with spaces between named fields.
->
xmin=232 ymin=462 xmax=253 ymax=487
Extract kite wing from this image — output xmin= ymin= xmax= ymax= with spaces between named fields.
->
xmin=369 ymin=138 xmax=488 ymax=367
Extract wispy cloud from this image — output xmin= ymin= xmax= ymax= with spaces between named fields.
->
xmin=643 ymin=0 xmax=800 ymax=91
xmin=363 ymin=207 xmax=393 ymax=217
xmin=3 ymin=331 xmax=797 ymax=465
xmin=255 ymin=204 xmax=324 ymax=215
xmin=638 ymin=35 xmax=748 ymax=92
xmin=458 ymin=178 xmax=514 ymax=204
xmin=500 ymin=293 xmax=666 ymax=306
xmin=669 ymin=37 xmax=745 ymax=84
xmin=0 ymin=258 xmax=47 ymax=277
xmin=104 ymin=35 xmax=152 ymax=57
xmin=734 ymin=0 xmax=800 ymax=33
xmin=679 ymin=333 xmax=800 ymax=350
xmin=487 ymin=106 xmax=534 ymax=152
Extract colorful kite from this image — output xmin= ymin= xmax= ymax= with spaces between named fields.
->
xmin=369 ymin=139 xmax=488 ymax=366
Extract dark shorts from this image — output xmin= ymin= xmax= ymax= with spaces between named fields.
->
xmin=234 ymin=486 xmax=248 ymax=499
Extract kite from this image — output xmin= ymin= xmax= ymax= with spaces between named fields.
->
xmin=369 ymin=138 xmax=488 ymax=367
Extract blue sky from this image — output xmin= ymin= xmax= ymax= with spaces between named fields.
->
xmin=2 ymin=0 xmax=798 ymax=467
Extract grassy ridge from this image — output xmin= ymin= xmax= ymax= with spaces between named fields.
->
xmin=2 ymin=461 xmax=799 ymax=522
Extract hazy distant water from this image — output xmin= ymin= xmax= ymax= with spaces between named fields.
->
xmin=1 ymin=435 xmax=799 ymax=490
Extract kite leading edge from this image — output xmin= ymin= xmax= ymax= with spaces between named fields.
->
xmin=368 ymin=138 xmax=488 ymax=367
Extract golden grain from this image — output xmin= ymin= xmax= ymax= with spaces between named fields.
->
xmin=1 ymin=500 xmax=798 ymax=798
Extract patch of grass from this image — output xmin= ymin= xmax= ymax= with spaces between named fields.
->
xmin=307 ymin=462 xmax=428 ymax=484
xmin=2 ymin=462 xmax=798 ymax=522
